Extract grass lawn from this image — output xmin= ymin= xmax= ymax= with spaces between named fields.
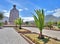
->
xmin=24 ymin=33 xmax=60 ymax=44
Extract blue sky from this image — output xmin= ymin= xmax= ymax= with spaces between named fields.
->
xmin=0 ymin=0 xmax=60 ymax=21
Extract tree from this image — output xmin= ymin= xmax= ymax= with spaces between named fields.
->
xmin=15 ymin=18 xmax=23 ymax=29
xmin=0 ymin=12 xmax=4 ymax=29
xmin=47 ymin=21 xmax=53 ymax=30
xmin=0 ymin=12 xmax=3 ymax=20
xmin=25 ymin=21 xmax=29 ymax=25
xmin=33 ymin=9 xmax=44 ymax=39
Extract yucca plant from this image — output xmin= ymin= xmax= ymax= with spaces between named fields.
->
xmin=33 ymin=9 xmax=44 ymax=39
xmin=15 ymin=18 xmax=23 ymax=29
xmin=47 ymin=21 xmax=53 ymax=30
xmin=14 ymin=19 xmax=18 ymax=28
xmin=57 ymin=21 xmax=60 ymax=28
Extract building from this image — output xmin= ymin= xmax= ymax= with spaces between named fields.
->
xmin=9 ymin=5 xmax=19 ymax=24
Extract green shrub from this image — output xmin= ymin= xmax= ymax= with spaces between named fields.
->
xmin=47 ymin=21 xmax=53 ymax=29
xmin=0 ymin=12 xmax=4 ymax=20
xmin=0 ymin=22 xmax=3 ymax=26
xmin=57 ymin=21 xmax=60 ymax=28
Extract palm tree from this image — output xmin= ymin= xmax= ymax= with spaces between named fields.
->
xmin=14 ymin=19 xmax=18 ymax=28
xmin=15 ymin=18 xmax=23 ymax=29
xmin=33 ymin=9 xmax=44 ymax=39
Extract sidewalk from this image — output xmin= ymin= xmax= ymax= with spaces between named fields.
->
xmin=0 ymin=27 xmax=29 ymax=44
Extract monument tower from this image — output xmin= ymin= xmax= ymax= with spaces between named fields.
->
xmin=9 ymin=5 xmax=19 ymax=24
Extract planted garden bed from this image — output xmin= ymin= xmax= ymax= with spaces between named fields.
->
xmin=44 ymin=27 xmax=60 ymax=31
xmin=15 ymin=27 xmax=60 ymax=44
xmin=15 ymin=28 xmax=31 ymax=33
xmin=23 ymin=33 xmax=60 ymax=44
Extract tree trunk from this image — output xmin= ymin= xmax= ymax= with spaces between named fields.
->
xmin=50 ymin=25 xmax=52 ymax=30
xmin=50 ymin=27 xmax=51 ymax=30
xmin=19 ymin=25 xmax=21 ymax=29
xmin=38 ymin=30 xmax=44 ymax=39
xmin=16 ymin=24 xmax=17 ymax=27
xmin=15 ymin=24 xmax=17 ymax=29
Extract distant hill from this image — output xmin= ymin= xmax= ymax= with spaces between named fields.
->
xmin=2 ymin=15 xmax=60 ymax=23
xmin=45 ymin=15 xmax=60 ymax=22
xmin=26 ymin=15 xmax=60 ymax=23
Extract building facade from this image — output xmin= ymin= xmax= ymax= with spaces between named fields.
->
xmin=9 ymin=5 xmax=19 ymax=24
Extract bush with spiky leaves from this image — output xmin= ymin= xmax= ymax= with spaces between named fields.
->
xmin=33 ymin=9 xmax=44 ymax=39
xmin=57 ymin=21 xmax=60 ymax=28
xmin=14 ymin=18 xmax=23 ymax=29
xmin=0 ymin=22 xmax=3 ymax=26
xmin=14 ymin=19 xmax=18 ymax=28
xmin=47 ymin=21 xmax=53 ymax=30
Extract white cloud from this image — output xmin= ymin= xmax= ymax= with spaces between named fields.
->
xmin=53 ymin=8 xmax=60 ymax=17
xmin=53 ymin=12 xmax=60 ymax=17
xmin=45 ymin=10 xmax=54 ymax=15
xmin=46 ymin=10 xmax=54 ymax=13
xmin=2 ymin=10 xmax=10 ymax=17
xmin=54 ymin=9 xmax=60 ymax=12
xmin=4 ymin=12 xmax=10 ymax=17
xmin=22 ymin=17 xmax=34 ymax=22
xmin=44 ymin=9 xmax=46 ymax=11
xmin=45 ymin=8 xmax=60 ymax=17
xmin=2 ymin=10 xmax=7 ymax=13
xmin=24 ymin=8 xmax=29 ymax=10
xmin=19 ymin=9 xmax=23 ymax=11
xmin=19 ymin=8 xmax=29 ymax=12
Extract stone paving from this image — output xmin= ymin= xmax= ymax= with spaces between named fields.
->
xmin=0 ymin=27 xmax=29 ymax=44
xmin=22 ymin=27 xmax=60 ymax=40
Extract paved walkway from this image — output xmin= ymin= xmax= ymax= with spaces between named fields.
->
xmin=0 ymin=27 xmax=29 ymax=44
xmin=22 ymin=27 xmax=60 ymax=40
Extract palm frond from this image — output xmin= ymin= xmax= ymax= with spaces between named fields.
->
xmin=33 ymin=9 xmax=44 ymax=31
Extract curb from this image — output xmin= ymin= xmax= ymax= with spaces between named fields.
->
xmin=20 ymin=33 xmax=35 ymax=44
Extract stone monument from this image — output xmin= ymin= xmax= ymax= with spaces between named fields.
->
xmin=9 ymin=5 xmax=19 ymax=24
